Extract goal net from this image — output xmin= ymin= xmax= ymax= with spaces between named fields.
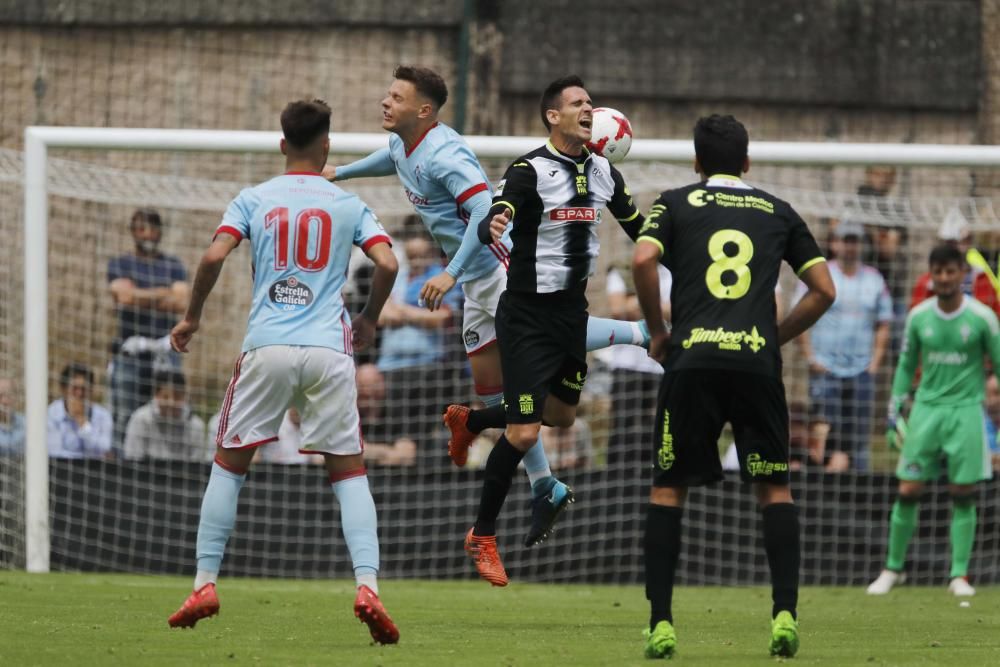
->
xmin=2 ymin=132 xmax=999 ymax=587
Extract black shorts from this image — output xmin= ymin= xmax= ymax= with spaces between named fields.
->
xmin=652 ymin=368 xmax=790 ymax=486
xmin=496 ymin=290 xmax=588 ymax=424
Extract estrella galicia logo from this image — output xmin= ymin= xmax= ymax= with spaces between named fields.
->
xmin=269 ymin=276 xmax=314 ymax=311
xmin=464 ymin=328 xmax=480 ymax=348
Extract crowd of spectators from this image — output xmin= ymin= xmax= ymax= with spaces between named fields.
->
xmin=3 ymin=188 xmax=1000 ymax=475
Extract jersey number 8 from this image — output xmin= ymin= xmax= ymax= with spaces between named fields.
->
xmin=705 ymin=229 xmax=753 ymax=300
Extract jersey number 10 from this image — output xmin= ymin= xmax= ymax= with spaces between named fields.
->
xmin=264 ymin=207 xmax=332 ymax=271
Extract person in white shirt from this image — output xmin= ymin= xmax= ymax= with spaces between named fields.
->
xmin=595 ymin=264 xmax=671 ymax=468
xmin=123 ymin=369 xmax=208 ymax=462
xmin=47 ymin=363 xmax=113 ymax=460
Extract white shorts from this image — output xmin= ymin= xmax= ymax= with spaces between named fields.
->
xmin=215 ymin=345 xmax=361 ymax=456
xmin=461 ymin=265 xmax=506 ymax=355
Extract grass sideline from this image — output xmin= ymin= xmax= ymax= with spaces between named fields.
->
xmin=1 ymin=572 xmax=998 ymax=666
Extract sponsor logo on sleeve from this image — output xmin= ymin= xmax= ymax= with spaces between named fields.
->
xmin=269 ymin=276 xmax=314 ymax=311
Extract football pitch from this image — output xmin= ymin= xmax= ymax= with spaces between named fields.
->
xmin=1 ymin=572 xmax=998 ymax=666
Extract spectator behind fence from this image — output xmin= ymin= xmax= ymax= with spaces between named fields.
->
xmin=123 ymin=369 xmax=208 ymax=462
xmin=0 ymin=376 xmax=25 ymax=455
xmin=376 ymin=233 xmax=462 ymax=448
xmin=987 ymin=376 xmax=1000 ymax=472
xmin=47 ymin=363 xmax=113 ymax=459
xmin=796 ymin=220 xmax=892 ymax=472
xmin=357 ymin=363 xmax=417 ymax=467
xmin=595 ymin=264 xmax=670 ymax=468
xmin=910 ymin=209 xmax=1000 ymax=317
xmin=377 ymin=233 xmax=460 ymax=370
xmin=541 ymin=420 xmax=593 ymax=471
xmin=108 ymin=208 xmax=190 ymax=450
xmin=856 ymin=167 xmax=909 ymax=309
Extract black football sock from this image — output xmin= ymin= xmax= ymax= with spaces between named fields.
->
xmin=466 ymin=404 xmax=507 ymax=433
xmin=473 ymin=435 xmax=524 ymax=536
xmin=645 ymin=503 xmax=683 ymax=629
xmin=762 ymin=502 xmax=800 ymax=619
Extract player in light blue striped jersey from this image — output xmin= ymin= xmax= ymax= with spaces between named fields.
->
xmin=326 ymin=66 xmax=649 ymax=547
xmin=167 ymin=99 xmax=400 ymax=644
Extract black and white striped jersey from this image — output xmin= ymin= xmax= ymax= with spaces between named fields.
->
xmin=477 ymin=141 xmax=642 ymax=295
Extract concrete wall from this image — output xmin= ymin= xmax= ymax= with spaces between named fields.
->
xmin=1 ymin=0 xmax=997 ymax=408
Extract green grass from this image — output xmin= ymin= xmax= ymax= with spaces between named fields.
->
xmin=1 ymin=573 xmax=998 ymax=666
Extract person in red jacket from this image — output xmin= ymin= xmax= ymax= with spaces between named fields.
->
xmin=910 ymin=210 xmax=1000 ymax=316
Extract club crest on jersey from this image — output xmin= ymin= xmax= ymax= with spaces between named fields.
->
xmin=269 ymin=277 xmax=314 ymax=311
xmin=550 ymin=207 xmax=598 ymax=222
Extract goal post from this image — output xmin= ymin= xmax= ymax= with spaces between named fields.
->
xmin=18 ymin=125 xmax=1000 ymax=578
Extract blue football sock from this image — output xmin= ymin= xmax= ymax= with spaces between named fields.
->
xmin=522 ymin=434 xmax=554 ymax=491
xmin=332 ymin=474 xmax=380 ymax=580
xmin=586 ymin=316 xmax=644 ymax=351
xmin=195 ymin=462 xmax=245 ymax=578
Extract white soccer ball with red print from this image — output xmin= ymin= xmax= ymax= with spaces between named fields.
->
xmin=586 ymin=107 xmax=633 ymax=164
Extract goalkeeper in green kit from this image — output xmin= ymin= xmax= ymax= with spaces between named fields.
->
xmin=868 ymin=243 xmax=1000 ymax=597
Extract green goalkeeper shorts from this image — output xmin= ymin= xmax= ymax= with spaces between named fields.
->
xmin=896 ymin=402 xmax=993 ymax=485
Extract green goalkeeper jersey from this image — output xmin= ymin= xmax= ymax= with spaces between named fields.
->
xmin=892 ymin=295 xmax=1000 ymax=407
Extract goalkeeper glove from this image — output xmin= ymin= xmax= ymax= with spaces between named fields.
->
xmin=885 ymin=416 xmax=906 ymax=452
xmin=886 ymin=395 xmax=908 ymax=452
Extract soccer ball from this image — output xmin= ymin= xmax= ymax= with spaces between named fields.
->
xmin=586 ymin=107 xmax=633 ymax=164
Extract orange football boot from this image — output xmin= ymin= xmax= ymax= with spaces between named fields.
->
xmin=168 ymin=583 xmax=220 ymax=628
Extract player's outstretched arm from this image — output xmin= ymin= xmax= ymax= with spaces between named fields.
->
xmin=777 ymin=262 xmax=836 ymax=346
xmin=353 ymin=242 xmax=398 ymax=351
xmin=422 ymin=190 xmax=494 ymax=311
xmin=633 ymin=239 xmax=669 ymax=362
xmin=323 ymin=147 xmax=395 ymax=182
xmin=171 ymin=233 xmax=239 ymax=353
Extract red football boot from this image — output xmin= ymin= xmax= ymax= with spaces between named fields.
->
xmin=443 ymin=405 xmax=477 ymax=467
xmin=464 ymin=528 xmax=509 ymax=587
xmin=353 ymin=585 xmax=400 ymax=645
xmin=168 ymin=583 xmax=220 ymax=628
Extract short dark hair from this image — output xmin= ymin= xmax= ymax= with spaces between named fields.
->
xmin=130 ymin=208 xmax=162 ymax=230
xmin=694 ymin=114 xmax=749 ymax=177
xmin=393 ymin=65 xmax=448 ymax=109
xmin=540 ymin=75 xmax=586 ymax=130
xmin=154 ymin=368 xmax=186 ymax=392
xmin=280 ymin=99 xmax=332 ymax=150
xmin=60 ymin=362 xmax=94 ymax=388
xmin=929 ymin=243 xmax=965 ymax=269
